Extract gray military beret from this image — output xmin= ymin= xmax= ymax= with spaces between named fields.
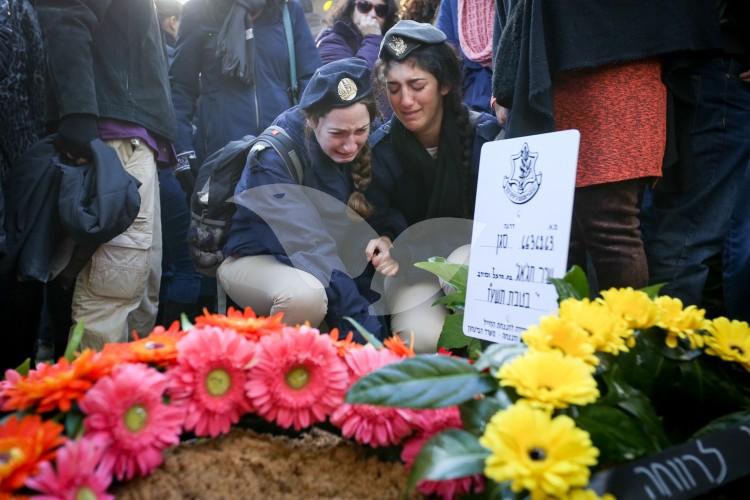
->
xmin=379 ymin=20 xmax=448 ymax=60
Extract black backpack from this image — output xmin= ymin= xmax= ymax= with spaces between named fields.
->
xmin=188 ymin=125 xmax=303 ymax=275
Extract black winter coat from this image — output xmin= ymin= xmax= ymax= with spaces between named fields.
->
xmin=0 ymin=0 xmax=46 ymax=257
xmin=171 ymin=0 xmax=321 ymax=161
xmin=35 ymin=0 xmax=177 ymax=141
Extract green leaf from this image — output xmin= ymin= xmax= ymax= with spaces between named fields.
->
xmin=460 ymin=397 xmax=507 ymax=437
xmin=640 ymin=283 xmax=665 ymax=299
xmin=64 ymin=322 xmax=85 ymax=361
xmin=548 ymin=265 xmax=589 ymax=301
xmin=549 ymin=279 xmax=580 ymax=301
xmin=467 ymin=339 xmax=484 ymax=360
xmin=601 ymin=374 xmax=670 ymax=448
xmin=434 ymin=291 xmax=465 ymax=309
xmin=346 ymin=355 xmax=496 ymax=408
xmin=474 ymin=343 xmax=527 ymax=373
xmin=180 ymin=313 xmax=194 ymax=331
xmin=407 ymin=429 xmax=489 ymax=493
xmin=691 ymin=410 xmax=750 ymax=438
xmin=493 ymin=387 xmax=516 ymax=408
xmin=574 ymin=373 xmax=669 ymax=465
xmin=609 ymin=329 xmax=750 ymax=441
xmin=414 ymin=260 xmax=468 ymax=293
xmin=437 ymin=312 xmax=471 ymax=350
xmin=14 ymin=358 xmax=31 ymax=376
xmin=564 ymin=265 xmax=590 ymax=298
xmin=344 ymin=316 xmax=383 ymax=349
xmin=575 ymin=404 xmax=660 ymax=464
xmin=64 ymin=410 xmax=84 ymax=439
xmin=459 ymin=479 xmax=516 ymax=500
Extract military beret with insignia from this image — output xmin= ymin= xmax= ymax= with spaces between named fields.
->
xmin=379 ymin=20 xmax=447 ymax=60
xmin=299 ymin=57 xmax=372 ymax=111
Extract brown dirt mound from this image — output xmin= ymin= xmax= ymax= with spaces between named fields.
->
xmin=116 ymin=428 xmax=413 ymax=499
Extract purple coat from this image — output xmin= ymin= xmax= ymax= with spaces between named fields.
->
xmin=315 ymin=20 xmax=391 ymax=120
xmin=315 ymin=21 xmax=381 ymax=72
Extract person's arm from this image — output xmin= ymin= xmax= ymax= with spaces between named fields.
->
xmin=169 ymin=0 xmax=205 ymax=158
xmin=354 ymin=33 xmax=382 ymax=71
xmin=364 ymin=138 xmax=410 ymax=277
xmin=35 ymin=0 xmax=113 ymax=157
xmin=366 ymin=139 xmax=408 ymax=241
xmin=317 ymin=22 xmax=381 ymax=71
xmin=316 ymin=28 xmax=357 ymax=64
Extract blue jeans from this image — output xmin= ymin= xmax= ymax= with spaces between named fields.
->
xmin=723 ymin=164 xmax=750 ymax=321
xmin=157 ymin=167 xmax=203 ymax=308
xmin=642 ymin=56 xmax=750 ymax=317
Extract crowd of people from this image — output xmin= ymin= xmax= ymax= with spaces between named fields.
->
xmin=0 ymin=0 xmax=748 ymax=370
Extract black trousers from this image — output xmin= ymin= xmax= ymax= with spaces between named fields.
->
xmin=568 ymin=178 xmax=649 ymax=292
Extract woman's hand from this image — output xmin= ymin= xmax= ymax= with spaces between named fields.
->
xmin=490 ymin=96 xmax=508 ymax=127
xmin=366 ymin=236 xmax=399 ymax=277
xmin=355 ymin=15 xmax=382 ymax=37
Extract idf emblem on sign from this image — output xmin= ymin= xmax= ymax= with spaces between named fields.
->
xmin=503 ymin=143 xmax=543 ymax=204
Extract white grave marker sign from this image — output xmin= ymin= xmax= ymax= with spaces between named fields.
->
xmin=463 ymin=130 xmax=580 ymax=343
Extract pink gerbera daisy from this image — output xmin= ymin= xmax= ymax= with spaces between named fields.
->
xmin=26 ymin=435 xmax=113 ymax=500
xmin=402 ymin=406 xmax=485 ymax=500
xmin=330 ymin=347 xmax=416 ymax=446
xmin=79 ymin=363 xmax=185 ymax=480
xmin=411 ymin=405 xmax=463 ymax=433
xmin=168 ymin=326 xmax=255 ymax=437
xmin=245 ymin=326 xmax=348 ymax=430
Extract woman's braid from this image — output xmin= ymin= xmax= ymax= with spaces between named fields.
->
xmin=347 ymin=142 xmax=374 ymax=219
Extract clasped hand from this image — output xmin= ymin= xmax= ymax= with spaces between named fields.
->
xmin=365 ymin=236 xmax=399 ymax=277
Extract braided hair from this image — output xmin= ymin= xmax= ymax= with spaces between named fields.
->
xmin=380 ymin=43 xmax=475 ymax=218
xmin=304 ymin=96 xmax=378 ymax=220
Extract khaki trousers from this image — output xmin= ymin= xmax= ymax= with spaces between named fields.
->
xmin=217 ymin=255 xmax=328 ymax=327
xmin=387 ymin=245 xmax=470 ymax=353
xmin=71 ymin=139 xmax=162 ymax=349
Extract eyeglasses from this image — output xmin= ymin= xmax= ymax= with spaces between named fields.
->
xmin=355 ymin=1 xmax=388 ymax=18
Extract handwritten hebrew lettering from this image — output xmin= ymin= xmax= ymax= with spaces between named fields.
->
xmin=634 ymin=466 xmax=669 ymax=498
xmin=697 ymin=440 xmax=727 ymax=484
xmin=681 ymin=454 xmax=714 ymax=484
xmin=667 ymin=458 xmax=696 ymax=488
xmin=592 ymin=425 xmax=750 ymax=499
xmin=651 ymin=462 xmax=685 ymax=492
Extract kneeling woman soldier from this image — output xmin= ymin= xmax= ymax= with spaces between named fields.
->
xmin=219 ymin=58 xmax=384 ymax=338
xmin=366 ymin=21 xmax=502 ymax=352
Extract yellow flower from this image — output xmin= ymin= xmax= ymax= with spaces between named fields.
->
xmin=499 ymin=350 xmax=599 ymax=410
xmin=532 ymin=489 xmax=616 ymax=500
xmin=654 ymin=296 xmax=707 ymax=349
xmin=480 ymin=404 xmax=599 ymax=498
xmin=704 ymin=317 xmax=750 ymax=370
xmin=559 ymin=298 xmax=633 ymax=354
xmin=565 ymin=489 xmax=616 ymax=500
xmin=523 ymin=316 xmax=599 ymax=365
xmin=599 ymin=288 xmax=658 ymax=329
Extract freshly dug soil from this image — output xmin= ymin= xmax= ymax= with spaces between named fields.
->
xmin=116 ymin=428 xmax=412 ymax=499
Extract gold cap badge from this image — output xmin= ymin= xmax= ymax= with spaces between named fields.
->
xmin=388 ymin=36 xmax=408 ymax=57
xmin=337 ymin=78 xmax=358 ymax=101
